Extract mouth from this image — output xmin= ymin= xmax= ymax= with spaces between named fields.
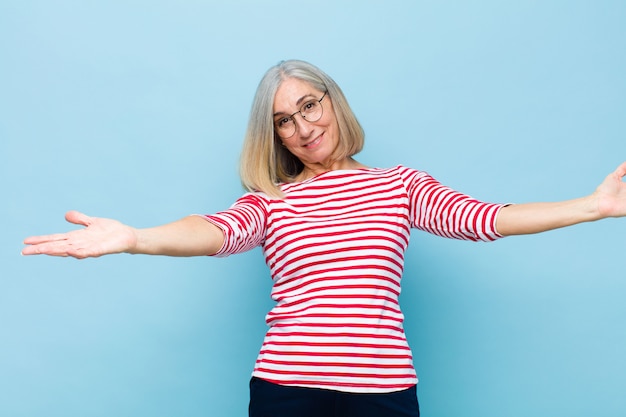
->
xmin=303 ymin=135 xmax=323 ymax=148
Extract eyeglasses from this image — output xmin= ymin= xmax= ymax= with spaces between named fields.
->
xmin=274 ymin=92 xmax=327 ymax=139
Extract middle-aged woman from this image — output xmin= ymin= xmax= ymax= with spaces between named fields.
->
xmin=22 ymin=60 xmax=626 ymax=417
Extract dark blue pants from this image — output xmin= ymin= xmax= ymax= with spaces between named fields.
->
xmin=249 ymin=377 xmax=420 ymax=417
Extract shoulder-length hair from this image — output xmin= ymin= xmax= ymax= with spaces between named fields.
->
xmin=239 ymin=60 xmax=364 ymax=197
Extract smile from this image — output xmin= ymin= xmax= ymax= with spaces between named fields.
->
xmin=304 ymin=136 xmax=322 ymax=148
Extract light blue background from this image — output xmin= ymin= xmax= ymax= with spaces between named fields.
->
xmin=1 ymin=1 xmax=625 ymax=416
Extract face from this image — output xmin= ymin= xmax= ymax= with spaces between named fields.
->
xmin=273 ymin=78 xmax=340 ymax=174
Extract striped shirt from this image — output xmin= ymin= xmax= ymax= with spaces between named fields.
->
xmin=203 ymin=165 xmax=505 ymax=393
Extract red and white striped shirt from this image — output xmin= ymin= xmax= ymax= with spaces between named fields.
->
xmin=203 ymin=166 xmax=505 ymax=393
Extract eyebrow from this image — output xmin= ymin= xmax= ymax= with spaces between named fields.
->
xmin=273 ymin=94 xmax=317 ymax=117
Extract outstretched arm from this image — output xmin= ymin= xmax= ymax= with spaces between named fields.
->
xmin=22 ymin=210 xmax=224 ymax=258
xmin=496 ymin=161 xmax=626 ymax=236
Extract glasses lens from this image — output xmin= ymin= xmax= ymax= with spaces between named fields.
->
xmin=301 ymin=99 xmax=322 ymax=122
xmin=275 ymin=117 xmax=296 ymax=138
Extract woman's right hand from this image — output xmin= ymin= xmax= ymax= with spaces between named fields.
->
xmin=22 ymin=210 xmax=137 ymax=259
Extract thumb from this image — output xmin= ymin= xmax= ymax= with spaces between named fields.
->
xmin=65 ymin=210 xmax=93 ymax=227
xmin=614 ymin=161 xmax=626 ymax=179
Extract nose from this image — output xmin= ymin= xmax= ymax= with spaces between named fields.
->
xmin=293 ymin=113 xmax=314 ymax=138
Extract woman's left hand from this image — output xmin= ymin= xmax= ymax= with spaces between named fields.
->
xmin=594 ymin=161 xmax=626 ymax=219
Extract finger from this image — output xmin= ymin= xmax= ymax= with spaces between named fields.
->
xmin=615 ymin=161 xmax=626 ymax=179
xmin=23 ymin=233 xmax=69 ymax=245
xmin=65 ymin=210 xmax=93 ymax=227
xmin=21 ymin=246 xmax=41 ymax=256
xmin=21 ymin=240 xmax=70 ymax=257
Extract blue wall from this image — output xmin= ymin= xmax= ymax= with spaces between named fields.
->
xmin=2 ymin=1 xmax=625 ymax=416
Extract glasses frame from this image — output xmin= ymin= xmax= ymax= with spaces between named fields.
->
xmin=274 ymin=92 xmax=328 ymax=139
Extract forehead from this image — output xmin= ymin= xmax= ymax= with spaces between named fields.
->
xmin=273 ymin=78 xmax=322 ymax=113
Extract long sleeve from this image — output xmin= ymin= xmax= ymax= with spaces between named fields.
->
xmin=202 ymin=193 xmax=269 ymax=256
xmin=399 ymin=166 xmax=505 ymax=242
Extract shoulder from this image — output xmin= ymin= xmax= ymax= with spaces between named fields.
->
xmin=387 ymin=165 xmax=431 ymax=182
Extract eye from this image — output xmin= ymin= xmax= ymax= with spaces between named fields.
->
xmin=302 ymin=100 xmax=317 ymax=113
xmin=276 ymin=117 xmax=292 ymax=128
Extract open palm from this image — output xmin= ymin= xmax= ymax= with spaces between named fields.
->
xmin=22 ymin=211 xmax=136 ymax=259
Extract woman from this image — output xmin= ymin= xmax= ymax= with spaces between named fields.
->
xmin=22 ymin=60 xmax=626 ymax=417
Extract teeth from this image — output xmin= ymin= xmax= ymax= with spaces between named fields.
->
xmin=306 ymin=137 xmax=321 ymax=147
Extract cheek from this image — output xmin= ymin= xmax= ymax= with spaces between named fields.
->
xmin=328 ymin=117 xmax=340 ymax=138
xmin=321 ymin=109 xmax=339 ymax=130
xmin=282 ymin=139 xmax=300 ymax=154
